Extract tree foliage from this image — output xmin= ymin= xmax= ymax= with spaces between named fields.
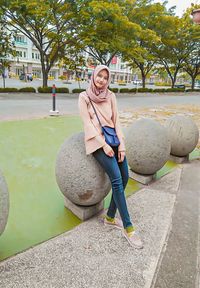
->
xmin=1 ymin=0 xmax=79 ymax=87
xmin=151 ymin=2 xmax=200 ymax=88
xmin=75 ymin=0 xmax=142 ymax=65
xmin=0 ymin=12 xmax=16 ymax=87
xmin=123 ymin=2 xmax=164 ymax=87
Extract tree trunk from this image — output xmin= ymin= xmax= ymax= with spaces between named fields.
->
xmin=40 ymin=55 xmax=49 ymax=88
xmin=3 ymin=73 xmax=5 ymax=88
xmin=141 ymin=71 xmax=146 ymax=88
xmin=2 ymin=65 xmax=6 ymax=88
xmin=171 ymin=74 xmax=177 ymax=88
xmin=42 ymin=72 xmax=48 ymax=88
xmin=171 ymin=78 xmax=175 ymax=88
xmin=191 ymin=76 xmax=195 ymax=89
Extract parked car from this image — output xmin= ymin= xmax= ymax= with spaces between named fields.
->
xmin=194 ymin=83 xmax=200 ymax=89
xmin=133 ymin=80 xmax=142 ymax=85
xmin=174 ymin=84 xmax=185 ymax=89
xmin=19 ymin=73 xmax=25 ymax=81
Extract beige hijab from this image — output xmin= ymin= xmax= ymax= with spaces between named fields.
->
xmin=86 ymin=65 xmax=111 ymax=103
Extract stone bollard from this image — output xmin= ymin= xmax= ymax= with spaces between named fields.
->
xmin=125 ymin=118 xmax=171 ymax=184
xmin=55 ymin=132 xmax=111 ymax=220
xmin=0 ymin=169 xmax=9 ymax=236
xmin=165 ymin=115 xmax=199 ymax=163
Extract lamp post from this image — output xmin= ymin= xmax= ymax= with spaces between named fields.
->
xmin=0 ymin=39 xmax=6 ymax=88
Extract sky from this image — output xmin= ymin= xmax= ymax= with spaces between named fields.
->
xmin=155 ymin=0 xmax=200 ymax=17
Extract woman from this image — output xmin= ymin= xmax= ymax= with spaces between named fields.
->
xmin=78 ymin=65 xmax=143 ymax=249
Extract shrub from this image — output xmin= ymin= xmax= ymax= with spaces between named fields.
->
xmin=58 ymin=75 xmax=67 ymax=80
xmin=129 ymin=88 xmax=137 ymax=93
xmin=38 ymin=87 xmax=52 ymax=93
xmin=56 ymin=87 xmax=69 ymax=93
xmin=0 ymin=87 xmax=19 ymax=93
xmin=19 ymin=87 xmax=36 ymax=93
xmin=138 ymin=88 xmax=153 ymax=92
xmin=185 ymin=89 xmax=200 ymax=92
xmin=119 ymin=88 xmax=130 ymax=93
xmin=153 ymin=88 xmax=166 ymax=93
xmin=109 ymin=88 xmax=119 ymax=93
xmin=72 ymin=88 xmax=85 ymax=93
xmin=165 ymin=88 xmax=184 ymax=92
xmin=38 ymin=86 xmax=69 ymax=93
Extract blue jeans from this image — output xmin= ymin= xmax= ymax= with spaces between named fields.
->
xmin=93 ymin=147 xmax=133 ymax=229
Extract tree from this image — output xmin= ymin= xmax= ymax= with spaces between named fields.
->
xmin=152 ymin=3 xmax=200 ymax=88
xmin=1 ymin=0 xmax=79 ymax=87
xmin=182 ymin=5 xmax=200 ymax=89
xmin=123 ymin=2 xmax=163 ymax=88
xmin=0 ymin=14 xmax=15 ymax=88
xmin=182 ymin=45 xmax=200 ymax=89
xmin=76 ymin=0 xmax=142 ymax=66
xmin=61 ymin=49 xmax=86 ymax=89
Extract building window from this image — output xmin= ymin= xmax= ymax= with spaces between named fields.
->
xmin=16 ymin=51 xmax=23 ymax=57
xmin=35 ymin=53 xmax=40 ymax=60
xmin=32 ymin=53 xmax=34 ymax=59
xmin=14 ymin=35 xmax=26 ymax=43
xmin=23 ymin=51 xmax=26 ymax=58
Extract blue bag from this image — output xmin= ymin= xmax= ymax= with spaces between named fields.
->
xmin=102 ymin=126 xmax=120 ymax=147
xmin=88 ymin=97 xmax=120 ymax=147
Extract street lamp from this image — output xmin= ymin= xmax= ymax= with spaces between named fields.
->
xmin=0 ymin=39 xmax=7 ymax=88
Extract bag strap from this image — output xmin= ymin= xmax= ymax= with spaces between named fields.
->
xmin=88 ymin=96 xmax=103 ymax=128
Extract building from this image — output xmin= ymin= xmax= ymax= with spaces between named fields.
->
xmin=8 ymin=33 xmax=60 ymax=79
xmin=7 ymin=32 xmax=134 ymax=83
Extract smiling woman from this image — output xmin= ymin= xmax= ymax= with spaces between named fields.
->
xmin=78 ymin=65 xmax=143 ymax=249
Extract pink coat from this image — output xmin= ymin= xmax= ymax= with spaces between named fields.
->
xmin=78 ymin=91 xmax=126 ymax=155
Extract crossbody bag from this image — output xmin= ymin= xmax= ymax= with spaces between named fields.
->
xmin=88 ymin=97 xmax=120 ymax=147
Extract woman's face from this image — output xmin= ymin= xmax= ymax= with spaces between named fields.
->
xmin=94 ymin=69 xmax=109 ymax=89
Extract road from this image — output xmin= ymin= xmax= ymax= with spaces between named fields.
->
xmin=0 ymin=92 xmax=200 ymax=121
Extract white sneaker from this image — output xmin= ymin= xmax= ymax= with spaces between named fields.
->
xmin=104 ymin=217 xmax=123 ymax=229
xmin=122 ymin=230 xmax=143 ymax=249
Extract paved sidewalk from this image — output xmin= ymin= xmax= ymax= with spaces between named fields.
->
xmin=0 ymin=161 xmax=199 ymax=288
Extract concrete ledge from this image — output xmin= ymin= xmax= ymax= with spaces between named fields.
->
xmin=129 ymin=169 xmax=155 ymax=185
xmin=64 ymin=197 xmax=104 ymax=220
xmin=49 ymin=110 xmax=59 ymax=116
xmin=169 ymin=154 xmax=189 ymax=164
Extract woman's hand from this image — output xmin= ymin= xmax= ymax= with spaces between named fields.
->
xmin=103 ymin=144 xmax=114 ymax=157
xmin=118 ymin=151 xmax=125 ymax=162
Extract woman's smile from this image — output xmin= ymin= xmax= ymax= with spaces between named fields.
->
xmin=95 ymin=69 xmax=109 ymax=89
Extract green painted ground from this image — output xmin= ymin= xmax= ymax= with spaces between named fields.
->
xmin=0 ymin=116 xmax=83 ymax=261
xmin=0 ymin=116 xmax=199 ymax=261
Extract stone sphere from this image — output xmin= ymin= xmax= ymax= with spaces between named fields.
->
xmin=165 ymin=115 xmax=199 ymax=157
xmin=0 ymin=170 xmax=9 ymax=236
xmin=125 ymin=118 xmax=171 ymax=175
xmin=55 ymin=132 xmax=111 ymax=206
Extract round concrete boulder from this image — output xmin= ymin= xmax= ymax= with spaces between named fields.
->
xmin=125 ymin=118 xmax=171 ymax=175
xmin=165 ymin=115 xmax=199 ymax=157
xmin=0 ymin=170 xmax=9 ymax=236
xmin=55 ymin=132 xmax=111 ymax=206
